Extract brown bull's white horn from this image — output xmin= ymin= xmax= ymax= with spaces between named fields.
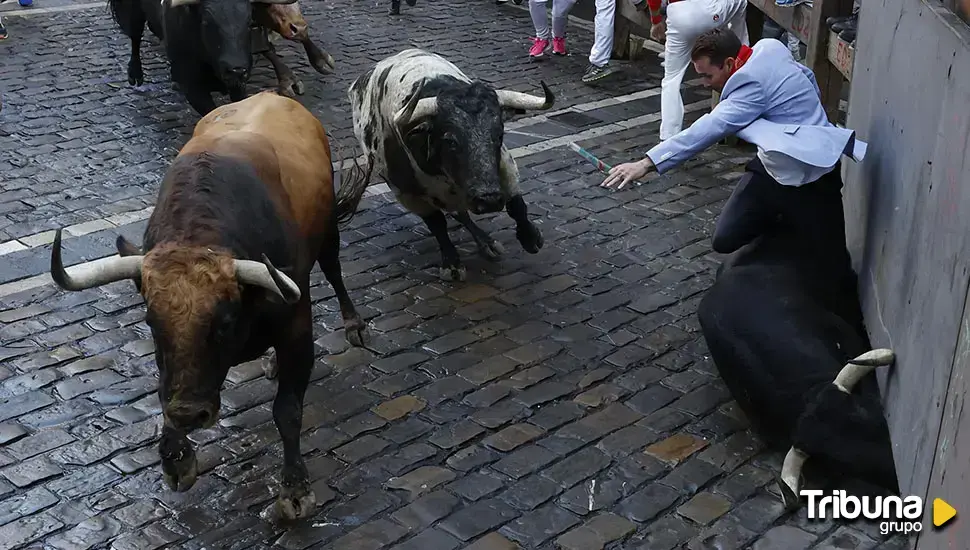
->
xmin=394 ymin=85 xmax=437 ymax=128
xmin=50 ymin=229 xmax=144 ymax=291
xmin=233 ymin=255 xmax=301 ymax=304
xmin=495 ymin=80 xmax=555 ymax=111
xmin=833 ymin=348 xmax=895 ymax=393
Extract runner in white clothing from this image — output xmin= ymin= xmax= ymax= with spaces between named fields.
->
xmin=636 ymin=0 xmax=749 ymax=139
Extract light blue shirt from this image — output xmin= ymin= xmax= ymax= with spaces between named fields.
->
xmin=646 ymin=38 xmax=867 ymax=186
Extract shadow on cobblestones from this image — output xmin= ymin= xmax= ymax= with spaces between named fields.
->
xmin=0 ymin=1 xmax=915 ymax=549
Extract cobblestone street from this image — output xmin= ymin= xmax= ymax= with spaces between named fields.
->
xmin=0 ymin=1 xmax=913 ymax=549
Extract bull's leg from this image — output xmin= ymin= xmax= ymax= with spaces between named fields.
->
xmin=507 ymin=195 xmax=543 ymax=253
xmin=452 ymin=211 xmax=505 ymax=260
xmin=125 ymin=1 xmax=147 ymax=85
xmin=300 ymin=37 xmax=336 ymax=75
xmin=424 ymin=210 xmax=466 ymax=281
xmin=182 ymin=88 xmax=218 ymax=116
xmin=272 ymin=308 xmax=315 ymax=521
xmin=397 ymin=193 xmax=465 ymax=281
xmin=262 ymin=44 xmax=304 ymax=97
xmin=318 ymin=217 xmax=368 ymax=347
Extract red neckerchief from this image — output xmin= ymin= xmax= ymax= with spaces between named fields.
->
xmin=730 ymin=45 xmax=753 ymax=76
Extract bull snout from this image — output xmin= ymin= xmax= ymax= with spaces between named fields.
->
xmin=470 ymin=192 xmax=506 ymax=214
xmin=220 ymin=66 xmax=251 ymax=88
xmin=164 ymin=401 xmax=218 ymax=432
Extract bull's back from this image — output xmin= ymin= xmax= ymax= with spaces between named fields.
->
xmin=698 ymin=265 xmax=867 ymax=440
xmin=183 ymin=92 xmax=335 ymax=237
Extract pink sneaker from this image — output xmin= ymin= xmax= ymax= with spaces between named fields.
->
xmin=552 ymin=37 xmax=567 ymax=55
xmin=529 ymin=37 xmax=550 ymax=58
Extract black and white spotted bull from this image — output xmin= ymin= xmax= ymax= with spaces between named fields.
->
xmin=341 ymin=49 xmax=555 ymax=281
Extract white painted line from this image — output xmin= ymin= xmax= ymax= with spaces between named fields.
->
xmin=508 ymin=99 xmax=710 ymax=159
xmin=0 ymin=99 xmax=719 ymax=300
xmin=0 ymin=1 xmax=102 ymax=16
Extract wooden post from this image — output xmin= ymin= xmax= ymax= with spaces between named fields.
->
xmin=805 ymin=0 xmax=853 ymax=121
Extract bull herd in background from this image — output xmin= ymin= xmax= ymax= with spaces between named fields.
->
xmin=36 ymin=0 xmax=902 ymax=528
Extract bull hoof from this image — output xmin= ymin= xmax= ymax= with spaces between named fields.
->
xmin=344 ymin=317 xmax=369 ymax=347
xmin=264 ymin=354 xmax=279 ymax=380
xmin=516 ymin=223 xmax=543 ymax=254
xmin=276 ymin=483 xmax=316 ymax=521
xmin=309 ymin=51 xmax=336 ymax=75
xmin=127 ymin=65 xmax=143 ymax=87
xmin=161 ymin=450 xmax=198 ymax=493
xmin=477 ymin=239 xmax=505 ymax=261
xmin=389 ymin=6 xmax=400 ymax=14
xmin=439 ymin=264 xmax=467 ymax=282
xmin=278 ymin=79 xmax=305 ymax=98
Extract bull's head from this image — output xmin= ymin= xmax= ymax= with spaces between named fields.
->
xmin=777 ymin=348 xmax=897 ymax=509
xmin=392 ymin=78 xmax=554 ymax=215
xmin=49 ymin=229 xmax=300 ymax=491
xmin=167 ymin=0 xmax=299 ymax=90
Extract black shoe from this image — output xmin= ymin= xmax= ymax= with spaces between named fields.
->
xmin=582 ymin=63 xmax=617 ymax=83
xmin=839 ymin=28 xmax=856 ymax=42
xmin=830 ymin=14 xmax=857 ymax=32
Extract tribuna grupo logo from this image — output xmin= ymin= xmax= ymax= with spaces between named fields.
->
xmin=802 ymin=490 xmax=923 ymax=535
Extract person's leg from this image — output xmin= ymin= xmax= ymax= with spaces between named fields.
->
xmin=529 ymin=0 xmax=552 ymax=58
xmin=724 ymin=0 xmax=749 ymax=45
xmin=659 ymin=0 xmax=722 ymax=138
xmin=583 ymin=0 xmax=617 ymax=82
xmin=551 ymin=0 xmax=575 ymax=55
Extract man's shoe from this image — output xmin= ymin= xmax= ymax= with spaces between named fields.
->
xmin=582 ymin=63 xmax=617 ymax=83
xmin=839 ymin=28 xmax=856 ymax=42
xmin=0 ymin=21 xmax=7 ymax=40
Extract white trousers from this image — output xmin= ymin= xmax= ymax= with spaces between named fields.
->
xmin=659 ymin=0 xmax=749 ymax=140
xmin=589 ymin=0 xmax=616 ymax=67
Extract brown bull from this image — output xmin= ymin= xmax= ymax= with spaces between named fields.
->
xmin=255 ymin=2 xmax=336 ymax=97
xmin=49 ymin=91 xmax=371 ymax=521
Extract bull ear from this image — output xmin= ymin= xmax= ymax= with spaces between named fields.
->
xmin=404 ymin=120 xmax=434 ymax=165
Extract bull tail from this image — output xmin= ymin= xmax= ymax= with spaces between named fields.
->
xmin=107 ymin=0 xmax=140 ymax=37
xmin=332 ymin=140 xmax=373 ymax=227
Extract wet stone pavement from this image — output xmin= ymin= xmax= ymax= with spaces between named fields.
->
xmin=0 ymin=1 xmax=914 ymax=549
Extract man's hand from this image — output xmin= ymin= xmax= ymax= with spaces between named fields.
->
xmin=600 ymin=158 xmax=654 ymax=190
xmin=650 ymin=21 xmax=666 ymax=43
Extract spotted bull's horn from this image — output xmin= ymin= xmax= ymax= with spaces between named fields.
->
xmin=495 ymin=80 xmax=555 ymax=111
xmin=50 ymin=229 xmax=144 ymax=291
xmin=394 ymin=81 xmax=437 ymax=129
xmin=834 ymin=348 xmax=895 ymax=394
xmin=234 ymin=254 xmax=301 ymax=304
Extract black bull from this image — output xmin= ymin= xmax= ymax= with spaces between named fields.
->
xmin=107 ymin=0 xmax=298 ymax=115
xmin=696 ymin=159 xmax=899 ymax=508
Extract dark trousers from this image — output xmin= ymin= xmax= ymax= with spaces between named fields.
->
xmin=713 ymin=157 xmax=866 ymax=334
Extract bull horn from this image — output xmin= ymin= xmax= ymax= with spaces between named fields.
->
xmin=394 ymin=83 xmax=437 ymax=129
xmin=251 ymin=0 xmax=299 ymax=5
xmin=233 ymin=254 xmax=301 ymax=304
xmin=167 ymin=0 xmax=200 ymax=7
xmin=495 ymin=80 xmax=555 ymax=111
xmin=833 ymin=348 xmax=895 ymax=394
xmin=50 ymin=229 xmax=144 ymax=291
xmin=778 ymin=446 xmax=808 ymax=510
